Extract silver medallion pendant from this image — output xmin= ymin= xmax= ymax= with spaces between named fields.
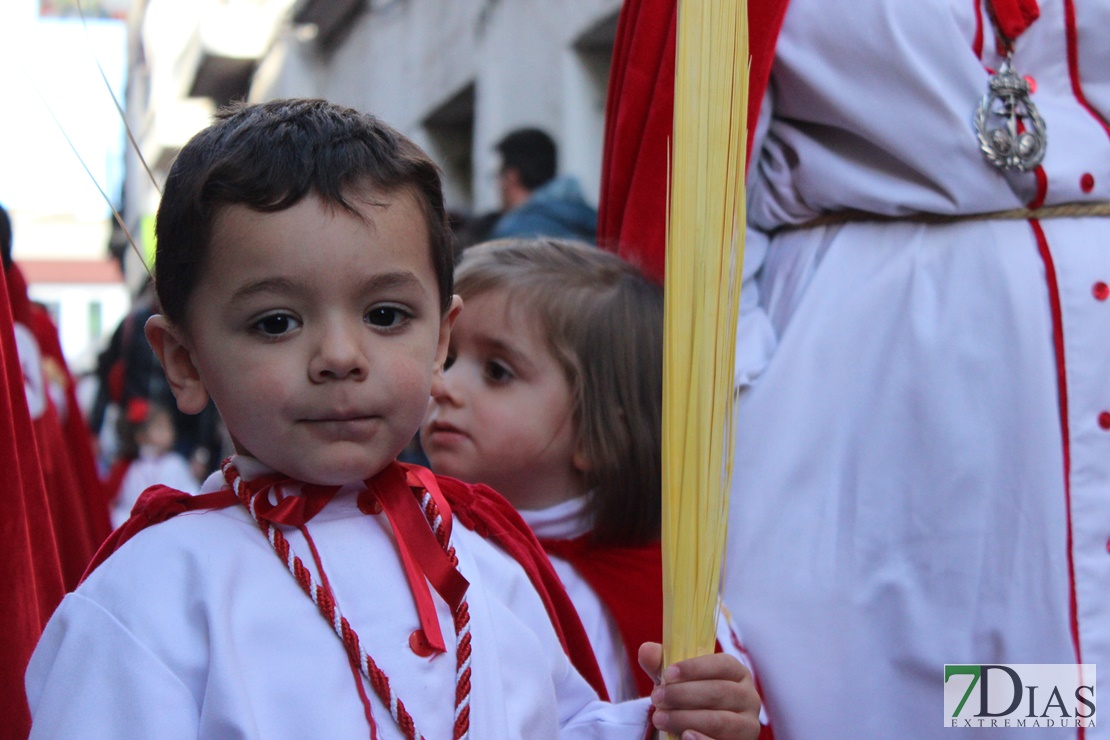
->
xmin=974 ymin=56 xmax=1047 ymax=171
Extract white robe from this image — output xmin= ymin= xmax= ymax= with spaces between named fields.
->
xmin=726 ymin=1 xmax=1110 ymax=738
xmin=26 ymin=457 xmax=650 ymax=738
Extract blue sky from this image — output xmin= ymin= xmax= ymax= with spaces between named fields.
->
xmin=0 ymin=1 xmax=126 ymax=221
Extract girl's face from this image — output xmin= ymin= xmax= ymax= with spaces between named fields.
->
xmin=421 ymin=289 xmax=588 ymax=510
xmin=137 ymin=410 xmax=176 ymax=454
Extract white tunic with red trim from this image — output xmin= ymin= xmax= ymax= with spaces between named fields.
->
xmin=725 ymin=1 xmax=1109 ymax=738
xmin=26 ymin=457 xmax=650 ymax=738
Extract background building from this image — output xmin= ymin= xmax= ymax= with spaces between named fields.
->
xmin=122 ymin=0 xmax=622 ymax=283
xmin=1 ymin=0 xmax=131 ymax=372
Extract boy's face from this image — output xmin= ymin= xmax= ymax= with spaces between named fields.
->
xmin=421 ymin=289 xmax=588 ymax=510
xmin=147 ymin=188 xmax=459 ymax=486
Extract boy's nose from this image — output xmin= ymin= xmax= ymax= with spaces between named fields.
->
xmin=309 ymin=324 xmax=369 ymax=381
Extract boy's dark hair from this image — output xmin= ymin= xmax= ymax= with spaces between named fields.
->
xmin=495 ymin=128 xmax=557 ymax=192
xmin=455 ymin=238 xmax=663 ymax=547
xmin=1 ymin=202 xmax=12 ymax=271
xmin=155 ymin=99 xmax=455 ymax=325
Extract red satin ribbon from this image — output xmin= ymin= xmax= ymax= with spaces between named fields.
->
xmin=243 ymin=463 xmax=468 ymax=655
xmin=986 ymin=0 xmax=1040 ymax=46
xmin=367 ymin=463 xmax=469 ymax=654
xmin=247 ymin=474 xmax=340 ymax=527
xmin=88 ymin=462 xmax=471 ymax=656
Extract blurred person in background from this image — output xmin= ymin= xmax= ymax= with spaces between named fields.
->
xmin=103 ymin=398 xmax=200 ymax=528
xmin=491 ymin=127 xmax=598 ymax=243
xmin=90 ymin=278 xmax=227 ymax=483
xmin=1 ymin=202 xmax=109 ymax=589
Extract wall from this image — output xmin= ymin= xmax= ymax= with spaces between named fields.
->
xmin=251 ymin=0 xmax=621 ymax=215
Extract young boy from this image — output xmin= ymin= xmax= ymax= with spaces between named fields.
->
xmin=25 ymin=99 xmax=760 ymax=739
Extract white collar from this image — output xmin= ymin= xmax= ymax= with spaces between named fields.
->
xmin=517 ymin=495 xmax=592 ymax=540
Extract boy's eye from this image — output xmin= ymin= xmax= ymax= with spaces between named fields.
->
xmin=253 ymin=313 xmax=300 ymax=336
xmin=366 ymin=305 xmax=410 ymax=328
xmin=484 ymin=360 xmax=515 ymax=384
xmin=443 ymin=352 xmax=456 ymax=371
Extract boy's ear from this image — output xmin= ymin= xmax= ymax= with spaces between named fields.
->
xmin=430 ymin=295 xmax=463 ymax=394
xmin=144 ymin=315 xmax=210 ymax=415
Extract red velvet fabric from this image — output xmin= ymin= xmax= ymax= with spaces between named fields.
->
xmin=7 ymin=266 xmax=106 ymax=589
xmin=597 ymin=0 xmax=791 ymax=284
xmin=540 ymin=537 xmax=663 ymax=699
xmin=0 ymin=270 xmax=64 ymax=737
xmin=102 ymin=457 xmax=132 ymax=505
xmin=29 ymin=301 xmax=112 ymax=544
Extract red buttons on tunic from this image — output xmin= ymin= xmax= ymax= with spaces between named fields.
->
xmin=409 ymin=629 xmax=436 ymax=657
xmin=1080 ymin=173 xmax=1095 ymax=193
xmin=357 ymin=492 xmax=383 ymax=515
xmin=1094 ymin=281 xmax=1109 ymax=301
xmin=1099 ymin=412 xmax=1110 ymax=430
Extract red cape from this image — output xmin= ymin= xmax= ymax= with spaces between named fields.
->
xmin=7 ymin=266 xmax=108 ymax=589
xmin=540 ymin=537 xmax=664 ymax=699
xmin=597 ymin=0 xmax=790 ymax=283
xmin=0 ymin=269 xmax=65 ymax=736
xmin=29 ymin=299 xmax=112 ymax=544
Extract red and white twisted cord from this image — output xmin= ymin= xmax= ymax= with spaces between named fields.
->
xmin=422 ymin=491 xmax=472 ymax=738
xmin=224 ymin=462 xmax=473 ymax=740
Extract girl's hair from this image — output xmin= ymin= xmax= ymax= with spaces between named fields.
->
xmin=455 ymin=239 xmax=663 ymax=546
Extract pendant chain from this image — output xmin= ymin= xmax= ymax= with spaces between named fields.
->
xmin=974 ymin=0 xmax=1046 ymax=171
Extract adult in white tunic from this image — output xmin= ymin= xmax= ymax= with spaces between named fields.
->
xmin=26 ymin=457 xmax=651 ymax=739
xmin=724 ymin=0 xmax=1109 ymax=738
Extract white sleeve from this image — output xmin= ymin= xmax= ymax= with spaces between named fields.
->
xmin=553 ymin=668 xmax=652 ymax=739
xmin=26 ymin=592 xmax=200 ymax=739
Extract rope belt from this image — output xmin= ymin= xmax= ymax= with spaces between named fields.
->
xmin=780 ymin=201 xmax=1110 ymax=232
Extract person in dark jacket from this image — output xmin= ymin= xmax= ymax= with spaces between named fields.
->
xmin=491 ymin=128 xmax=598 ymax=243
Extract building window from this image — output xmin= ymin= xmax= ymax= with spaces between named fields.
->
xmin=40 ymin=301 xmax=62 ymax=326
xmin=88 ymin=300 xmax=102 ymax=340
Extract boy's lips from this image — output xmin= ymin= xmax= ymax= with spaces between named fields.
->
xmin=300 ymin=413 xmax=380 ymax=439
xmin=300 ymin=404 xmax=379 ymax=422
xmin=306 ymin=412 xmax=376 ymax=422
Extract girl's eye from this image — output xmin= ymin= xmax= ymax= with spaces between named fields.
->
xmin=253 ymin=314 xmax=299 ymax=336
xmin=484 ymin=360 xmax=515 ymax=384
xmin=366 ymin=306 xmax=410 ymax=329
